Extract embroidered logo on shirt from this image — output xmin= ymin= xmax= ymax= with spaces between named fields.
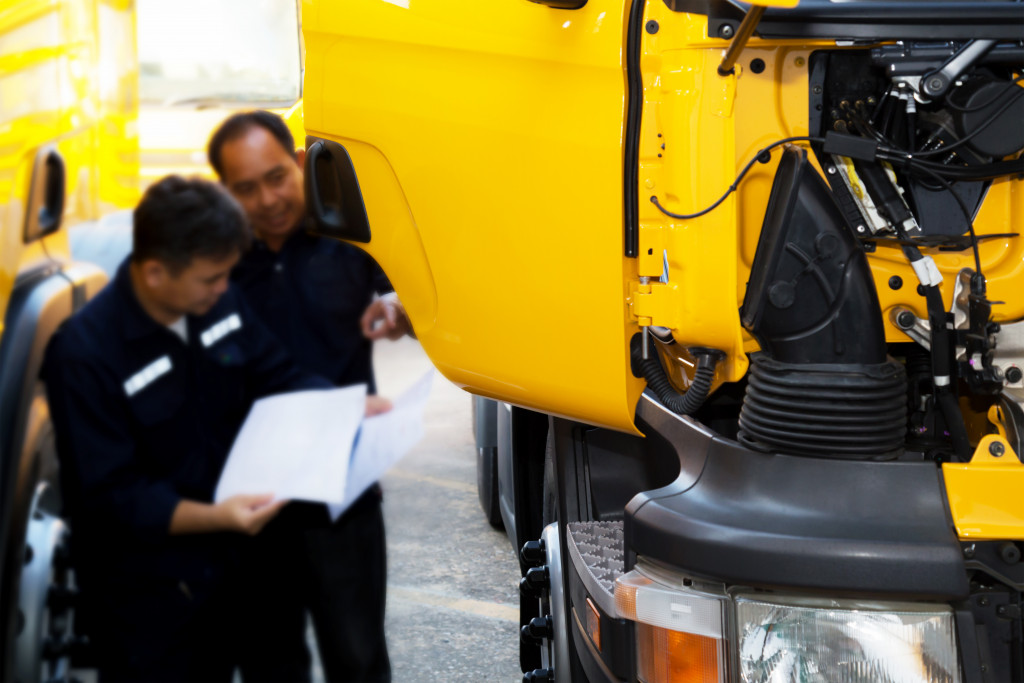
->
xmin=200 ymin=313 xmax=242 ymax=348
xmin=123 ymin=355 xmax=173 ymax=397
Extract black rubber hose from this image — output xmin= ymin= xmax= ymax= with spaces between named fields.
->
xmin=641 ymin=347 xmax=722 ymax=415
xmin=924 ymin=285 xmax=972 ymax=460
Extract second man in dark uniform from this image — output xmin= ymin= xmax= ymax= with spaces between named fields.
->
xmin=208 ymin=111 xmax=409 ymax=683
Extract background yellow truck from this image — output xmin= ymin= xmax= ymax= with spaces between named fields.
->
xmin=302 ymin=0 xmax=1024 ymax=681
xmin=136 ymin=0 xmax=303 ymax=189
xmin=0 ymin=1 xmax=138 ymax=679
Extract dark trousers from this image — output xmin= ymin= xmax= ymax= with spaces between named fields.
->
xmin=239 ymin=489 xmax=390 ymax=683
xmin=83 ymin=575 xmax=237 ymax=683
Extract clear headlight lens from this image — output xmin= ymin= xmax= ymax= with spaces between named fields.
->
xmin=736 ymin=595 xmax=961 ymax=683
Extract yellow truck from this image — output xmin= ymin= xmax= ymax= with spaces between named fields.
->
xmin=136 ymin=0 xmax=304 ymax=188
xmin=0 ymin=1 xmax=138 ymax=679
xmin=303 ymin=1 xmax=1023 ymax=681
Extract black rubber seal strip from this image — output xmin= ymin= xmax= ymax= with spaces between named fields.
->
xmin=623 ymin=0 xmax=644 ymax=258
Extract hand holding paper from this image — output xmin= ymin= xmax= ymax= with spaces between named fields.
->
xmin=214 ymin=384 xmax=367 ymax=505
xmin=214 ymin=371 xmax=433 ymax=513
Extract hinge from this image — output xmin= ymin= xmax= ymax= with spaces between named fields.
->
xmin=630 ymin=281 xmax=682 ymax=329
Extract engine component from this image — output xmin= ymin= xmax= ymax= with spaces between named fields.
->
xmin=953 ymin=79 xmax=1024 ymax=159
xmin=740 ymin=146 xmax=907 ymax=458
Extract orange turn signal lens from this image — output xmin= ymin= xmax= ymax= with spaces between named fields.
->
xmin=636 ymin=623 xmax=722 ymax=683
xmin=585 ymin=597 xmax=601 ymax=652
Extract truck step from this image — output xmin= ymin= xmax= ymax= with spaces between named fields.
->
xmin=565 ymin=521 xmax=624 ymax=618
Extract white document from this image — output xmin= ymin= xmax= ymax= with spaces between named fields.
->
xmin=328 ymin=370 xmax=434 ymax=521
xmin=214 ymin=384 xmax=367 ymax=505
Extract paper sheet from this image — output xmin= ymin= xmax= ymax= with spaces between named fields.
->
xmin=214 ymin=384 xmax=367 ymax=505
xmin=328 ymin=370 xmax=434 ymax=520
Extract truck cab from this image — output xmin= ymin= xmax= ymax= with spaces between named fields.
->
xmin=0 ymin=1 xmax=138 ymax=678
xmin=302 ymin=1 xmax=1023 ymax=681
xmin=136 ymin=0 xmax=304 ymax=188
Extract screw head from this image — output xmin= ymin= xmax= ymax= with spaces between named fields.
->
xmin=964 ymin=544 xmax=977 ymax=559
xmin=1006 ymin=366 xmax=1023 ymax=384
xmin=889 ymin=275 xmax=903 ymax=290
xmin=928 ymin=77 xmax=944 ymax=92
xmin=645 ymin=20 xmax=659 ymax=34
xmin=718 ymin=23 xmax=735 ymax=39
xmin=990 ymin=441 xmax=1006 ymax=457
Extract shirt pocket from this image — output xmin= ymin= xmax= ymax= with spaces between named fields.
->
xmin=307 ymin=254 xmax=370 ymax=319
xmin=201 ymin=340 xmax=249 ymax=424
xmin=125 ymin=358 xmax=186 ymax=428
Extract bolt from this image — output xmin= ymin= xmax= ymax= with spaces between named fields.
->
xmin=964 ymin=544 xmax=976 ymax=559
xmin=521 ymin=540 xmax=546 ymax=566
xmin=856 ymin=225 xmax=866 ymax=234
xmin=719 ymin=24 xmax=735 ymax=39
xmin=645 ymin=20 xmax=659 ymax=34
xmin=795 ymin=57 xmax=806 ymax=68
xmin=999 ymin=541 xmax=1021 ymax=564
xmin=812 ymin=85 xmax=823 ymax=95
xmin=990 ymin=441 xmax=1005 ymax=457
xmin=826 ymin=165 xmax=836 ymax=175
xmin=896 ymin=310 xmax=916 ymax=329
xmin=928 ymin=77 xmax=944 ymax=93
xmin=997 ymin=605 xmax=1008 ymax=616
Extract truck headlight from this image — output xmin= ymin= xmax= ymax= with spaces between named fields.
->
xmin=736 ymin=595 xmax=961 ymax=683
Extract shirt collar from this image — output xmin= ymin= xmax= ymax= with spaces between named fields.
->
xmin=112 ymin=258 xmax=190 ymax=342
xmin=253 ymin=225 xmax=314 ymax=255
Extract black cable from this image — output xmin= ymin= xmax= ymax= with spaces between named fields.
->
xmin=945 ymin=74 xmax=1024 ymax=114
xmin=913 ymin=165 xmax=984 ymax=278
xmin=650 ymin=136 xmax=825 ymax=220
xmin=640 ymin=346 xmax=722 ymax=415
xmin=904 ymin=85 xmax=1024 ymax=159
xmin=876 ymin=152 xmax=1024 ymax=181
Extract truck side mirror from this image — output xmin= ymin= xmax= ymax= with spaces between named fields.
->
xmin=303 ymin=138 xmax=372 ymax=243
xmin=23 ymin=147 xmax=66 ymax=244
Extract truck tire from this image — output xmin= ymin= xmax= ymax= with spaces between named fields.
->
xmin=472 ymin=397 xmax=503 ymax=529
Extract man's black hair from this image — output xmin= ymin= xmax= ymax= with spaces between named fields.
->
xmin=132 ymin=175 xmax=251 ymax=273
xmin=207 ymin=110 xmax=297 ymax=178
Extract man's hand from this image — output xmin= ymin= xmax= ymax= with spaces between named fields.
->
xmin=216 ymin=494 xmax=286 ymax=535
xmin=366 ymin=395 xmax=393 ymax=417
xmin=169 ymin=495 xmax=285 ymax=536
xmin=360 ymin=295 xmax=411 ymax=341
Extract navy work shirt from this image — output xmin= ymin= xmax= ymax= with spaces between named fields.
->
xmin=231 ymin=229 xmax=392 ymax=393
xmin=43 ymin=258 xmax=328 ymax=586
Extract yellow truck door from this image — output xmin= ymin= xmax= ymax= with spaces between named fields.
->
xmin=304 ymin=0 xmax=644 ymax=433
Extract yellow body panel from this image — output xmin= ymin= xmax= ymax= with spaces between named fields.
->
xmin=0 ymin=0 xmax=138 ymax=329
xmin=304 ymin=0 xmax=644 ymax=432
xmin=944 ymin=434 xmax=1024 ymax=540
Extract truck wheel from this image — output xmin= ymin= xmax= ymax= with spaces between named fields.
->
xmin=6 ymin=392 xmax=81 ymax=683
xmin=473 ymin=397 xmax=503 ymax=529
xmin=14 ymin=482 xmax=76 ymax=683
xmin=477 ymin=444 xmax=503 ymax=529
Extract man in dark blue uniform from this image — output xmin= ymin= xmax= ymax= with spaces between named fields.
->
xmin=207 ymin=111 xmax=408 ymax=683
xmin=43 ymin=176 xmax=332 ymax=682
